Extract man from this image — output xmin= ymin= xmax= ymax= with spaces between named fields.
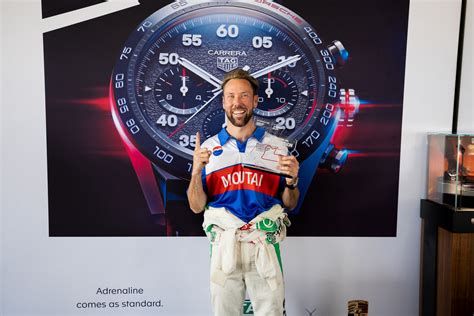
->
xmin=187 ymin=69 xmax=299 ymax=316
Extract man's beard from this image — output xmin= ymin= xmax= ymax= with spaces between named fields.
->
xmin=225 ymin=106 xmax=254 ymax=127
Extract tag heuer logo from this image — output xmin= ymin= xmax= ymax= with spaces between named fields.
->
xmin=217 ymin=57 xmax=238 ymax=72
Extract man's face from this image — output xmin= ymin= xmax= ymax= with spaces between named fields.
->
xmin=222 ymin=79 xmax=258 ymax=128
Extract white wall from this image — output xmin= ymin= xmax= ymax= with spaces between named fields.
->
xmin=0 ymin=0 xmax=464 ymax=315
xmin=458 ymin=0 xmax=473 ymax=133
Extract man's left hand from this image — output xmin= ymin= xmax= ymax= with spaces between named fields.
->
xmin=278 ymin=155 xmax=299 ymax=185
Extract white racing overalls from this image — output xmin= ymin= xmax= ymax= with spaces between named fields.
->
xmin=203 ymin=204 xmax=290 ymax=316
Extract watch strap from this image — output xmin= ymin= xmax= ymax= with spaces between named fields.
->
xmin=285 ymin=177 xmax=299 ymax=190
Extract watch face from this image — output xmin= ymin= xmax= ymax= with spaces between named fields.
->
xmin=111 ymin=0 xmax=341 ymax=180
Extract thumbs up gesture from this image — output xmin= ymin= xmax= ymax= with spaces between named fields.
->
xmin=192 ymin=132 xmax=211 ymax=177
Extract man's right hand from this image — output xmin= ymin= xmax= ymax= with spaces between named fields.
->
xmin=192 ymin=132 xmax=211 ymax=177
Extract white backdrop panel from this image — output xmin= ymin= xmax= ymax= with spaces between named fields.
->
xmin=1 ymin=0 xmax=462 ymax=315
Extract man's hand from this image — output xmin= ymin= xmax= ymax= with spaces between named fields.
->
xmin=278 ymin=155 xmax=299 ymax=185
xmin=278 ymin=155 xmax=300 ymax=210
xmin=188 ymin=132 xmax=210 ymax=213
xmin=192 ymin=132 xmax=211 ymax=177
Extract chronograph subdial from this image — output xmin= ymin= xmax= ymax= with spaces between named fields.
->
xmin=202 ymin=109 xmax=227 ymax=140
xmin=255 ymin=70 xmax=298 ymax=118
xmin=154 ymin=66 xmax=215 ymax=115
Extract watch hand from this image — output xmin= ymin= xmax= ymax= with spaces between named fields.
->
xmin=184 ymin=90 xmax=222 ymax=124
xmin=265 ymin=72 xmax=273 ymax=98
xmin=178 ymin=57 xmax=222 ymax=89
xmin=180 ymin=67 xmax=188 ymax=96
xmin=251 ymin=55 xmax=301 ymax=79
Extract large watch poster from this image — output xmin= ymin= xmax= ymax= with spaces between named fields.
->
xmin=43 ymin=0 xmax=410 ymax=237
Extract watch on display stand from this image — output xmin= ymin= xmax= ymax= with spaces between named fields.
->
xmin=110 ymin=0 xmax=359 ymax=235
xmin=440 ymin=141 xmax=474 ymax=209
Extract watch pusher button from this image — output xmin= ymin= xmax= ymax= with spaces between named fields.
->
xmin=328 ymin=40 xmax=349 ymax=66
xmin=319 ymin=143 xmax=348 ymax=173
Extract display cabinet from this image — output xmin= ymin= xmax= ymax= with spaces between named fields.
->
xmin=420 ymin=134 xmax=474 ymax=316
xmin=427 ymin=133 xmax=474 ymax=210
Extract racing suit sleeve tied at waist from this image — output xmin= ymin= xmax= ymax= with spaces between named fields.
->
xmin=203 ymin=205 xmax=290 ymax=291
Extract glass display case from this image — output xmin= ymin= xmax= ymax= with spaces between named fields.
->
xmin=427 ymin=133 xmax=474 ymax=210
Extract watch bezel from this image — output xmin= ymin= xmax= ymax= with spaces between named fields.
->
xmin=111 ymin=0 xmax=342 ymax=180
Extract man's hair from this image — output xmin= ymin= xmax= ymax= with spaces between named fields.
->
xmin=221 ymin=69 xmax=259 ymax=95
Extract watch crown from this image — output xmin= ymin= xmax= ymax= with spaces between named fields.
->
xmin=319 ymin=143 xmax=348 ymax=173
xmin=328 ymin=40 xmax=349 ymax=66
xmin=338 ymin=88 xmax=360 ymax=127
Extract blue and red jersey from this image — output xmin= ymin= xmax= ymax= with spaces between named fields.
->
xmin=201 ymin=127 xmax=287 ymax=223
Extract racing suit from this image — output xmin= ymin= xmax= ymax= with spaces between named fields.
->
xmin=201 ymin=127 xmax=290 ymax=316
